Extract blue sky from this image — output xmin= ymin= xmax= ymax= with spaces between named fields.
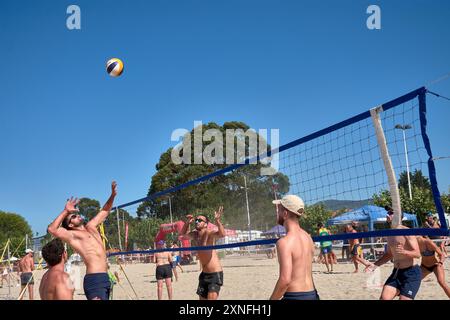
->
xmin=1 ymin=0 xmax=449 ymax=236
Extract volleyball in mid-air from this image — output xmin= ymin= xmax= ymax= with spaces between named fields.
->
xmin=106 ymin=58 xmax=124 ymax=77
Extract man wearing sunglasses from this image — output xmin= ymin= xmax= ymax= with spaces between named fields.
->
xmin=179 ymin=206 xmax=225 ymax=300
xmin=47 ymin=181 xmax=117 ymax=300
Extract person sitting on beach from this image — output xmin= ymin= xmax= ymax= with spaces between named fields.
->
xmin=179 ymin=207 xmax=225 ymax=300
xmin=366 ymin=213 xmax=421 ymax=300
xmin=346 ymin=224 xmax=372 ymax=273
xmin=39 ymin=239 xmax=74 ymax=300
xmin=416 ymin=236 xmax=450 ymax=298
xmin=48 ymin=181 xmax=117 ymax=300
xmin=170 ymin=241 xmax=184 ymax=281
xmin=153 ymin=241 xmax=173 ymax=300
xmin=18 ymin=248 xmax=35 ymax=300
xmin=270 ymin=195 xmax=320 ymax=300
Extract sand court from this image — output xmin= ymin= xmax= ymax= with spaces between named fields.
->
xmin=2 ymin=253 xmax=449 ymax=300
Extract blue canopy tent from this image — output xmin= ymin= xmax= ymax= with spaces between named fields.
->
xmin=326 ymin=205 xmax=418 ymax=230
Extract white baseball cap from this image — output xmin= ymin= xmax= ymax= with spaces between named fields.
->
xmin=272 ymin=195 xmax=305 ymax=216
xmin=25 ymin=249 xmax=34 ymax=254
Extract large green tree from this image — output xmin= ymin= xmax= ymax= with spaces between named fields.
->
xmin=398 ymin=169 xmax=431 ymax=194
xmin=0 ymin=211 xmax=33 ymax=256
xmin=300 ymin=204 xmax=333 ymax=235
xmin=373 ymin=170 xmax=446 ymax=224
xmin=137 ymin=121 xmax=290 ymax=231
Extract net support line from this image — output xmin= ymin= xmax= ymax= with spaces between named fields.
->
xmin=420 ymin=89 xmax=447 ymax=229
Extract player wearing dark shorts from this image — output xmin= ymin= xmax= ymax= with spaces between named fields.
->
xmin=282 ymin=289 xmax=320 ymax=300
xmin=384 ymin=265 xmax=421 ymax=299
xmin=366 ymin=214 xmax=422 ymax=300
xmin=179 ymin=207 xmax=226 ymax=300
xmin=197 ymin=271 xmax=223 ymax=298
xmin=83 ymin=273 xmax=110 ymax=300
xmin=350 ymin=243 xmax=361 ymax=257
xmin=156 ymin=264 xmax=173 ymax=281
xmin=20 ymin=272 xmax=34 ymax=286
xmin=153 ymin=241 xmax=174 ymax=300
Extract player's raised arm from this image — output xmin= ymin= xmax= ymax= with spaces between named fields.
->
xmin=179 ymin=215 xmax=194 ymax=239
xmin=48 ymin=197 xmax=80 ymax=243
xmin=86 ymin=181 xmax=117 ymax=229
xmin=213 ymin=206 xmax=226 ymax=238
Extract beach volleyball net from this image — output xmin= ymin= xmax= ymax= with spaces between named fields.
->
xmin=108 ymin=87 xmax=448 ymax=259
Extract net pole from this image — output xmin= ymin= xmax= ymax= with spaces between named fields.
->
xmin=370 ymin=106 xmax=402 ymax=228
xmin=116 ymin=208 xmax=123 ymax=251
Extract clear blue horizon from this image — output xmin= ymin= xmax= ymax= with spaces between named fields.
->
xmin=1 ymin=0 xmax=449 ymax=236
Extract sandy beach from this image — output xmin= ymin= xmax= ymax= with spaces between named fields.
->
xmin=1 ymin=252 xmax=449 ymax=300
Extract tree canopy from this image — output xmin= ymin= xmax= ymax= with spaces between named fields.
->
xmin=137 ymin=121 xmax=290 ymax=231
xmin=0 ymin=211 xmax=33 ymax=255
xmin=373 ymin=169 xmax=447 ymax=224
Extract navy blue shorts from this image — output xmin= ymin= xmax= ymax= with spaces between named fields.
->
xmin=83 ymin=273 xmax=111 ymax=300
xmin=321 ymin=246 xmax=332 ymax=254
xmin=282 ymin=290 xmax=320 ymax=300
xmin=384 ymin=265 xmax=421 ymax=299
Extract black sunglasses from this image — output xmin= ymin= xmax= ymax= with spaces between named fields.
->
xmin=195 ymin=218 xmax=206 ymax=224
xmin=69 ymin=214 xmax=78 ymax=221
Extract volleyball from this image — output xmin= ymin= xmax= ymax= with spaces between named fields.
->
xmin=106 ymin=58 xmax=124 ymax=77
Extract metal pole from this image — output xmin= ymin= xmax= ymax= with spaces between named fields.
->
xmin=25 ymin=234 xmax=28 ymax=250
xmin=122 ymin=210 xmax=126 ymax=245
xmin=169 ymin=196 xmax=173 ymax=225
xmin=402 ymin=129 xmax=413 ymax=200
xmin=116 ymin=208 xmax=122 ymax=251
xmin=7 ymin=241 xmax=11 ymax=298
xmin=244 ymin=175 xmax=251 ymax=241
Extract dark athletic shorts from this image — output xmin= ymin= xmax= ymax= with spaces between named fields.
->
xmin=20 ymin=272 xmax=34 ymax=285
xmin=350 ymin=244 xmax=361 ymax=257
xmin=384 ymin=265 xmax=421 ymax=299
xmin=197 ymin=271 xmax=223 ymax=298
xmin=156 ymin=264 xmax=173 ymax=280
xmin=83 ymin=273 xmax=111 ymax=300
xmin=282 ymin=289 xmax=320 ymax=300
xmin=321 ymin=246 xmax=332 ymax=254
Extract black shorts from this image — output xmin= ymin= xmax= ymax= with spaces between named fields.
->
xmin=197 ymin=271 xmax=223 ymax=298
xmin=385 ymin=265 xmax=422 ymax=299
xmin=156 ymin=264 xmax=173 ymax=280
xmin=282 ymin=289 xmax=320 ymax=300
xmin=350 ymin=244 xmax=360 ymax=257
xmin=20 ymin=272 xmax=34 ymax=285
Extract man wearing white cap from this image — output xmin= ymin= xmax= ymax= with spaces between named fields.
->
xmin=18 ymin=248 xmax=35 ymax=300
xmin=270 ymin=195 xmax=320 ymax=300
